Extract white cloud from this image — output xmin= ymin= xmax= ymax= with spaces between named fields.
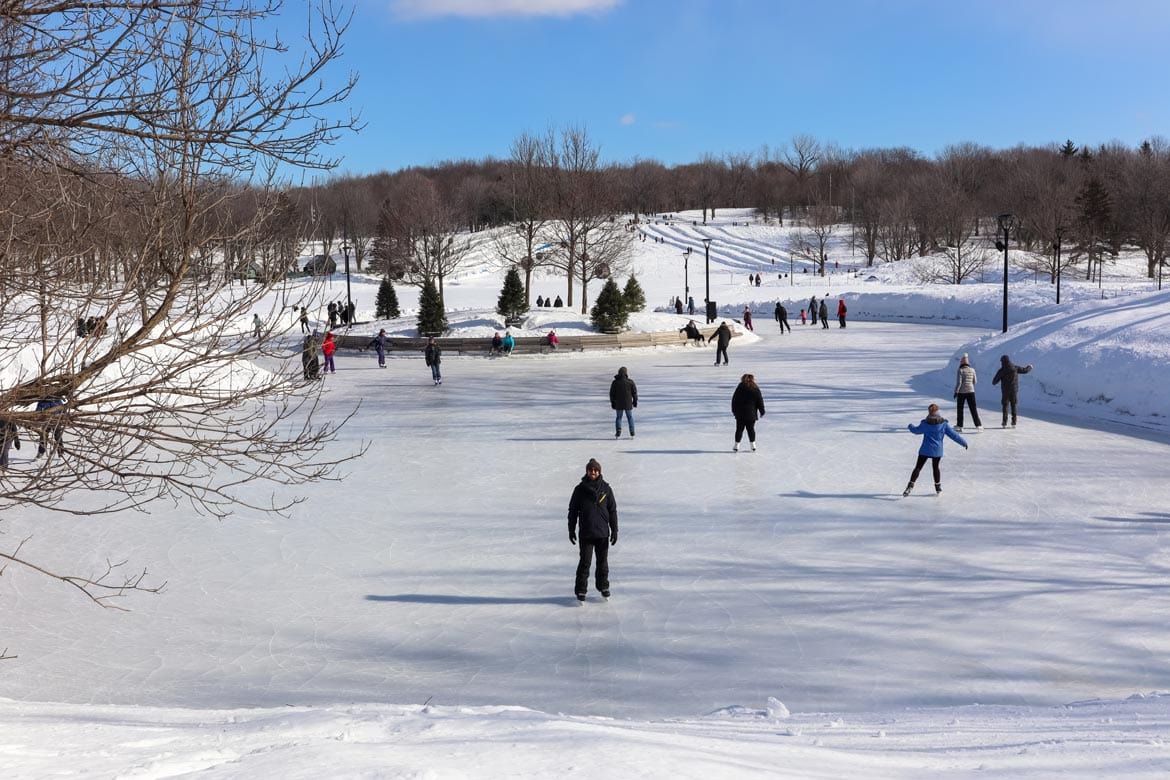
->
xmin=391 ymin=0 xmax=622 ymax=20
xmin=620 ymin=114 xmax=636 ymax=126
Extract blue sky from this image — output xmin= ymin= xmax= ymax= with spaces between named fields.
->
xmin=295 ymin=0 xmax=1170 ymax=177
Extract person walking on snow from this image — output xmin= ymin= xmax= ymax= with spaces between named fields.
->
xmin=819 ymin=299 xmax=829 ymax=329
xmin=299 ymin=306 xmax=310 ymax=334
xmin=953 ymin=353 xmax=982 ymax=431
xmin=321 ymin=331 xmax=337 ymax=373
xmin=367 ymin=329 xmax=387 ymax=367
xmin=568 ymin=458 xmax=618 ymax=603
xmin=731 ymin=373 xmax=766 ymax=452
xmin=609 ymin=366 xmax=638 ymax=438
xmin=742 ymin=307 xmax=753 ymax=331
xmin=903 ymin=402 xmax=968 ymax=496
xmin=708 ymin=321 xmax=732 ymax=365
xmin=809 ymin=296 xmax=818 ymax=326
xmin=837 ymin=299 xmax=847 ymax=328
xmin=424 ymin=336 xmax=442 ymax=385
xmin=252 ymin=313 xmax=263 ymax=339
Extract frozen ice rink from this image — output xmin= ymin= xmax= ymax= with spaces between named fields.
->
xmin=6 ymin=320 xmax=1169 ymax=721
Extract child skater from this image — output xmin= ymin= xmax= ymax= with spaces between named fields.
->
xmin=903 ymin=402 xmax=967 ymax=496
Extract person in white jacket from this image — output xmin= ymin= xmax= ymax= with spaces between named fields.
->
xmin=953 ymin=353 xmax=982 ymax=431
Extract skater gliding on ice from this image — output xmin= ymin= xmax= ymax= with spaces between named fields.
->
xmin=567 ymin=458 xmax=618 ymax=603
xmin=903 ymin=403 xmax=968 ymax=496
xmin=953 ymin=353 xmax=981 ymax=431
xmin=609 ymin=366 xmax=638 ymax=438
xmin=708 ymin=321 xmax=732 ymax=366
xmin=991 ymin=354 xmax=1033 ymax=427
xmin=424 ymin=336 xmax=442 ymax=385
xmin=731 ymin=373 xmax=766 ymax=452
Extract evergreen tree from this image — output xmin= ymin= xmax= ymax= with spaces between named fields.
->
xmin=590 ymin=278 xmax=628 ymax=332
xmin=495 ymin=267 xmax=528 ymax=321
xmin=1058 ymin=139 xmax=1078 ymax=158
xmin=416 ymin=278 xmax=448 ymax=335
xmin=1074 ymin=177 xmax=1112 ymax=282
xmin=375 ymin=277 xmax=400 ymax=319
xmin=622 ymin=275 xmax=646 ymax=313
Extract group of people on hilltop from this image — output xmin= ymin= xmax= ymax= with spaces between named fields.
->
xmin=533 ymin=295 xmax=564 ymax=308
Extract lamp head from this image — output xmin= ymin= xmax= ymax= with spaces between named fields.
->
xmin=996 ymin=213 xmax=1017 ymax=233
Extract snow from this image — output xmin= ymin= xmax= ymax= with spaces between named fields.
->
xmin=3 ymin=208 xmax=1170 ymax=777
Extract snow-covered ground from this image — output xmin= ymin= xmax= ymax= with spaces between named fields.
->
xmin=3 ymin=209 xmax=1170 ymax=777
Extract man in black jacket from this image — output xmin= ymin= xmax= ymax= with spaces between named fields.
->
xmin=707 ymin=321 xmax=732 ymax=365
xmin=567 ymin=458 xmax=619 ymax=603
xmin=609 ymin=366 xmax=638 ymax=437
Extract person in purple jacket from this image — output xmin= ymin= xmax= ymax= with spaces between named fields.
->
xmin=903 ymin=402 xmax=967 ymax=496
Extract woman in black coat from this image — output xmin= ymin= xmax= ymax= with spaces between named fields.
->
xmin=731 ymin=373 xmax=765 ymax=452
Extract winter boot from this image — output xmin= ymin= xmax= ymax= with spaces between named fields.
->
xmin=902 ymin=481 xmax=914 ymax=497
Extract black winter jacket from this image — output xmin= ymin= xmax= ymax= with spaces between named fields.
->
xmin=609 ymin=369 xmax=638 ymax=410
xmin=992 ymin=355 xmax=1031 ymax=400
xmin=731 ymin=382 xmax=766 ymax=422
xmin=708 ymin=324 xmax=732 ymax=347
xmin=568 ymin=476 xmax=618 ymax=540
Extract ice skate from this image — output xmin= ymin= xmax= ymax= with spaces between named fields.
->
xmin=935 ymin=483 xmax=942 ymax=495
xmin=750 ymin=441 xmax=757 ymax=452
xmin=902 ymin=481 xmax=914 ymax=497
xmin=732 ymin=443 xmax=739 ymax=452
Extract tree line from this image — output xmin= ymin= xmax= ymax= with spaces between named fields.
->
xmin=299 ymin=133 xmax=1170 ymax=298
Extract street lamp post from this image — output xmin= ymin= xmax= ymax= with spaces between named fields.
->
xmin=682 ymin=247 xmax=692 ymax=306
xmin=995 ymin=213 xmax=1016 ymax=333
xmin=1054 ymin=231 xmax=1062 ymax=305
xmin=702 ymin=238 xmax=713 ymax=323
xmin=341 ymin=242 xmax=353 ymax=326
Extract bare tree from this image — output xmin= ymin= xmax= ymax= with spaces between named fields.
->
xmin=791 ymin=200 xmax=836 ymax=276
xmin=491 ymin=130 xmax=557 ymax=303
xmin=546 ymin=126 xmax=632 ymax=310
xmin=373 ymin=171 xmax=471 ymax=308
xmin=0 ymin=2 xmax=359 ymax=616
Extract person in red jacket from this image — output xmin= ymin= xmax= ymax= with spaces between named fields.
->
xmin=321 ymin=331 xmax=337 ymax=373
xmin=837 ymin=298 xmax=847 ymax=328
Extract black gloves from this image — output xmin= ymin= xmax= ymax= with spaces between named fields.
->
xmin=610 ymin=530 xmax=618 ymax=545
xmin=569 ymin=530 xmax=576 ymax=545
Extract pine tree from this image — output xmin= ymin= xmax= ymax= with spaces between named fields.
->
xmin=1059 ymin=139 xmax=1078 ymax=158
xmin=375 ymin=277 xmax=400 ymax=319
xmin=1074 ymin=177 xmax=1112 ymax=282
xmin=495 ymin=267 xmax=528 ymax=322
xmin=590 ymin=278 xmax=628 ymax=332
xmin=416 ymin=278 xmax=448 ymax=335
xmin=622 ymin=275 xmax=646 ymax=314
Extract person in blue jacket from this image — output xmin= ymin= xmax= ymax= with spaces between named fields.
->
xmin=501 ymin=331 xmax=516 ymax=356
xmin=366 ymin=329 xmax=387 ymax=367
xmin=903 ymin=402 xmax=967 ymax=496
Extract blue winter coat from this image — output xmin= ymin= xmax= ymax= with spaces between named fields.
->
xmin=908 ymin=413 xmax=967 ymax=457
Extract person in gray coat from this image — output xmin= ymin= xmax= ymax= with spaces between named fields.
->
xmin=953 ymin=353 xmax=982 ymax=431
xmin=991 ymin=354 xmax=1033 ymax=427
